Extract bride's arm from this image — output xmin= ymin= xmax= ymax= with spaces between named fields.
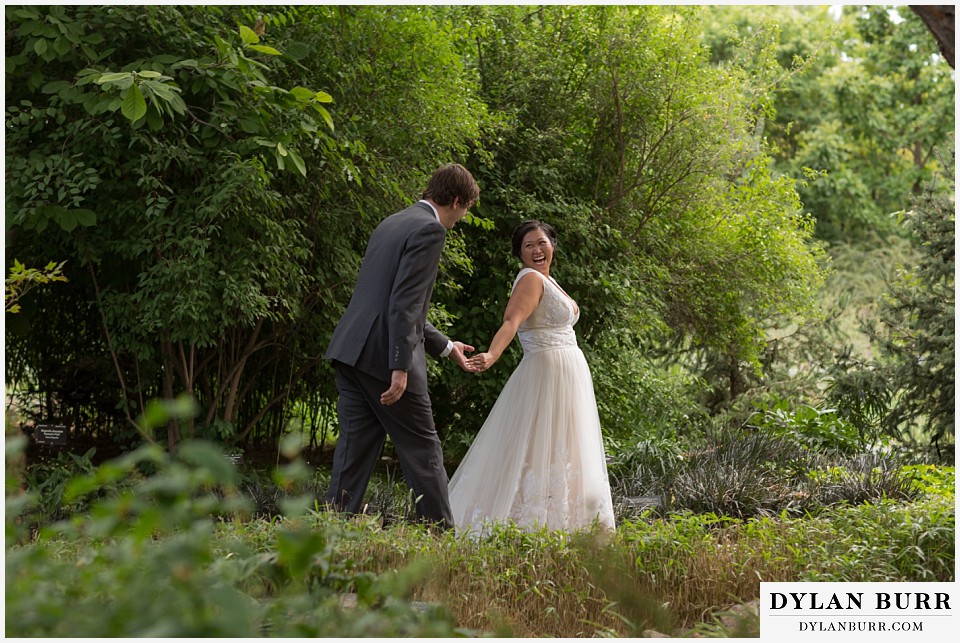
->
xmin=468 ymin=273 xmax=542 ymax=371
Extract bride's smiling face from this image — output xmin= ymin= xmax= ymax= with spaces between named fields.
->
xmin=520 ymin=228 xmax=555 ymax=274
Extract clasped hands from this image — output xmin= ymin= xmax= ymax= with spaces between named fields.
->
xmin=380 ymin=340 xmax=494 ymax=406
xmin=451 ymin=341 xmax=496 ymax=373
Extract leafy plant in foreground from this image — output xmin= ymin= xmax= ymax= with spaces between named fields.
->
xmin=5 ymin=433 xmax=468 ymax=637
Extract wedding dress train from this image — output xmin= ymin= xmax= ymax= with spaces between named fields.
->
xmin=448 ymin=268 xmax=616 ymax=535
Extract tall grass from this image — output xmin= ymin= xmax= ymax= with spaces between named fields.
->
xmin=213 ymin=492 xmax=954 ymax=636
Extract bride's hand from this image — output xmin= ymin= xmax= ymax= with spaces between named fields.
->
xmin=467 ymin=352 xmax=495 ymax=372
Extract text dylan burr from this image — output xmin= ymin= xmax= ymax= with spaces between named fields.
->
xmin=770 ymin=592 xmax=951 ymax=611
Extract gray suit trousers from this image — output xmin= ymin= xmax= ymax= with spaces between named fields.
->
xmin=325 ymin=362 xmax=454 ymax=528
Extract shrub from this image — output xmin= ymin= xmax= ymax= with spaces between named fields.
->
xmin=5 ymin=437 xmax=467 ymax=637
xmin=748 ymin=398 xmax=865 ymax=453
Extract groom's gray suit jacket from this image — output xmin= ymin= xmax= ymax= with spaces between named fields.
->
xmin=324 ymin=201 xmax=450 ymax=394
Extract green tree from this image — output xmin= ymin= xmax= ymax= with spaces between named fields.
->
xmin=6 ymin=5 xmax=333 ymax=446
xmin=697 ymin=5 xmax=954 ymax=420
xmin=829 ymin=163 xmax=955 ymax=452
xmin=4 ymin=5 xmax=492 ymax=448
xmin=429 ymin=5 xmax=826 ymax=442
xmin=706 ymin=5 xmax=954 ymax=242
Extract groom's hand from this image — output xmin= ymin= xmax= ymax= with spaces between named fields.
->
xmin=449 ymin=341 xmax=477 ymax=372
xmin=381 ymin=369 xmax=408 ymax=405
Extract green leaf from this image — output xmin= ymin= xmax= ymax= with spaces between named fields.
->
xmin=238 ymin=116 xmax=263 ymax=134
xmin=136 ymin=70 xmax=162 ymax=79
xmin=146 ymin=106 xmax=164 ymax=130
xmin=121 ymin=84 xmax=147 ymax=122
xmin=279 ymin=493 xmax=313 ymax=518
xmin=284 ymin=41 xmax=310 ymax=60
xmin=96 ymin=71 xmax=131 ymax=84
xmin=289 ymin=86 xmax=315 ymax=102
xmin=314 ymin=104 xmax=334 ymax=132
xmin=239 ymin=25 xmax=259 ymax=45
xmin=33 ymin=38 xmax=47 ymax=56
xmin=276 ymin=141 xmax=288 ymax=157
xmin=314 ymin=90 xmax=333 ymax=103
xmin=53 ymin=37 xmax=70 ymax=55
xmin=286 ymin=147 xmax=306 ymax=177
xmin=57 ymin=210 xmax=78 ymax=233
xmin=141 ymin=79 xmax=176 ymax=100
xmin=178 ymin=440 xmax=238 ymax=486
xmin=248 ymin=44 xmax=281 ymax=56
xmin=75 ymin=68 xmax=101 ymax=86
xmin=73 ymin=209 xmax=97 ymax=227
xmin=167 ymin=94 xmax=186 ymax=116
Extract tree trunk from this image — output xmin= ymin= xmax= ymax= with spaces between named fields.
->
xmin=161 ymin=339 xmax=181 ymax=449
xmin=728 ymin=354 xmax=744 ymax=400
xmin=910 ymin=5 xmax=955 ymax=68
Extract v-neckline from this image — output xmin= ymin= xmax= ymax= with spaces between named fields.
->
xmin=545 ymin=275 xmax=579 ymax=317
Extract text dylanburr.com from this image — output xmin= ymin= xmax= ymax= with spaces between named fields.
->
xmin=760 ymin=582 xmax=956 ymax=640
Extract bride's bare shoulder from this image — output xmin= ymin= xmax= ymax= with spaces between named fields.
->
xmin=511 ymin=270 xmax=545 ymax=298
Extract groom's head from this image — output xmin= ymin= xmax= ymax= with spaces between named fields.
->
xmin=422 ymin=163 xmax=480 ymax=213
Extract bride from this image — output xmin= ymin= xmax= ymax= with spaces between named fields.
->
xmin=448 ymin=220 xmax=616 ymax=535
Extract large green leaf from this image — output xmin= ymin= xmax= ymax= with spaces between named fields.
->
xmin=286 ymin=147 xmax=307 ymax=177
xmin=239 ymin=25 xmax=259 ymax=45
xmin=96 ymin=71 xmax=131 ymax=84
xmin=248 ymin=44 xmax=281 ymax=56
xmin=120 ymin=84 xmax=147 ymax=122
xmin=284 ymin=41 xmax=310 ymax=60
xmin=73 ymin=209 xmax=97 ymax=227
xmin=289 ymin=86 xmax=315 ymax=102
xmin=314 ymin=104 xmax=334 ymax=132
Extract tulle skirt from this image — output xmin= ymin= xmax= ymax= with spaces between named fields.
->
xmin=448 ymin=346 xmax=616 ymax=535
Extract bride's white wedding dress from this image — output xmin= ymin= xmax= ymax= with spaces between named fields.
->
xmin=448 ymin=268 xmax=616 ymax=535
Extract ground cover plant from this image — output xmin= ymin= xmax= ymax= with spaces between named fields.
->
xmin=6 ymin=435 xmax=954 ymax=638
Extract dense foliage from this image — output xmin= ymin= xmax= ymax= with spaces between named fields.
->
xmin=6 ymin=4 xmax=832 ymax=455
xmin=704 ymin=6 xmax=954 ymax=242
xmin=697 ymin=5 xmax=954 ymax=449
xmin=5 ymin=5 xmax=492 ymax=448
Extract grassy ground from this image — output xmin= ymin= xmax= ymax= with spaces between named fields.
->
xmin=6 ymin=433 xmax=954 ymax=637
xmin=206 ymin=490 xmax=954 ymax=637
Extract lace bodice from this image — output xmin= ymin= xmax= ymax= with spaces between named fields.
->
xmin=512 ymin=268 xmax=580 ymax=355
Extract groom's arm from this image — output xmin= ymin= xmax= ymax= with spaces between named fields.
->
xmin=424 ymin=322 xmax=450 ymax=358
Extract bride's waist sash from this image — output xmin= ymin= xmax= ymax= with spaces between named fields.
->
xmin=517 ymin=327 xmax=578 ymax=355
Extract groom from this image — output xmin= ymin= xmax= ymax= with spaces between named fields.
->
xmin=324 ymin=163 xmax=480 ymax=529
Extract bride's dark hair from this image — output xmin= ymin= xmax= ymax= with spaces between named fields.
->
xmin=511 ymin=220 xmax=557 ymax=259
